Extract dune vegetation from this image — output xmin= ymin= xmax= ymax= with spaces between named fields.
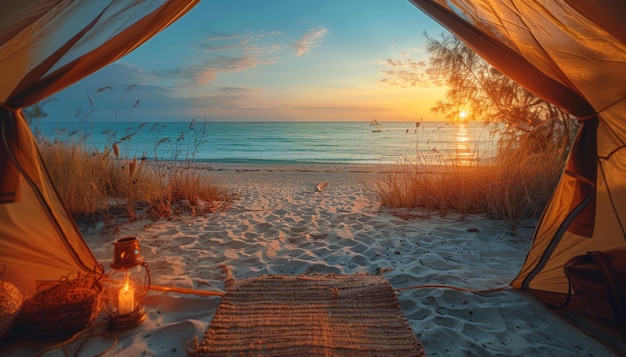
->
xmin=375 ymin=129 xmax=569 ymax=230
xmin=375 ymin=34 xmax=576 ymax=230
xmin=27 ymin=97 xmax=232 ymax=227
xmin=37 ymin=136 xmax=230 ymax=226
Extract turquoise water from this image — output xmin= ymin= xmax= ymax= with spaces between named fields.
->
xmin=32 ymin=121 xmax=501 ymax=165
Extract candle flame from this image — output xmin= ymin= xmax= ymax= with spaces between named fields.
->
xmin=117 ymin=276 xmax=135 ymax=315
xmin=122 ymin=272 xmax=131 ymax=292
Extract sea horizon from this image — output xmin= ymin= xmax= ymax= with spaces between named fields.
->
xmin=31 ymin=120 xmax=501 ymax=166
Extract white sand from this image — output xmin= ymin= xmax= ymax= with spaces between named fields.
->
xmin=3 ymin=164 xmax=616 ymax=356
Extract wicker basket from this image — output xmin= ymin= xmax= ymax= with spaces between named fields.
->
xmin=21 ymin=274 xmax=102 ymax=340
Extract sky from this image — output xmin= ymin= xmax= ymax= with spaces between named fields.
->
xmin=45 ymin=1 xmax=450 ymax=123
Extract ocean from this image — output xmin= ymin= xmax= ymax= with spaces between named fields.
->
xmin=31 ymin=120 xmax=501 ymax=166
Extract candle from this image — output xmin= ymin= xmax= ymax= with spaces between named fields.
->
xmin=118 ymin=282 xmax=135 ymax=315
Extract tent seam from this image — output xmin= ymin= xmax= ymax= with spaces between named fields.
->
xmin=597 ymin=159 xmax=626 ymax=241
xmin=1 ymin=112 xmax=101 ymax=276
xmin=521 ymin=187 xmax=595 ymax=290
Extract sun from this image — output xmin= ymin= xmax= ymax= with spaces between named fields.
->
xmin=459 ymin=111 xmax=468 ymax=119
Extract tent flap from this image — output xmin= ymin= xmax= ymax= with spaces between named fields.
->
xmin=410 ymin=0 xmax=626 ymax=295
xmin=0 ymin=0 xmax=199 ymax=285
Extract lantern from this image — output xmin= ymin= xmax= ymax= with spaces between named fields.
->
xmin=103 ymin=236 xmax=151 ymax=331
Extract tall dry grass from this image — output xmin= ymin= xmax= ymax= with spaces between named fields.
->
xmin=376 ymin=154 xmax=491 ymax=221
xmin=38 ymin=140 xmax=109 ymax=218
xmin=38 ymin=136 xmax=230 ymax=226
xmin=29 ymin=86 xmax=231 ymax=225
xmin=375 ymin=128 xmax=567 ymax=230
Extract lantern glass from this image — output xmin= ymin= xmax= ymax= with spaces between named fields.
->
xmin=103 ymin=264 xmax=149 ymax=316
xmin=103 ymin=236 xmax=151 ymax=331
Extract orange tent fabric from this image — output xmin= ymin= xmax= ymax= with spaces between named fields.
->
xmin=0 ymin=0 xmax=199 ymax=285
xmin=410 ymin=0 xmax=626 ymax=295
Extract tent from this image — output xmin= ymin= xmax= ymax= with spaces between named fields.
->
xmin=0 ymin=0 xmax=199 ymax=285
xmin=0 ymin=0 xmax=624 ymax=341
xmin=408 ymin=0 xmax=626 ymax=301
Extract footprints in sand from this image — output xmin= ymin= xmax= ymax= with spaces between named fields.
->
xmin=97 ymin=169 xmax=612 ymax=357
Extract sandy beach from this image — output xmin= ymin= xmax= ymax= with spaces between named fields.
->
xmin=3 ymin=164 xmax=616 ymax=356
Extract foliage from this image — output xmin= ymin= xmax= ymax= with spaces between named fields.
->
xmin=375 ymin=133 xmax=565 ymax=230
xmin=26 ymin=86 xmax=232 ymax=226
xmin=37 ymin=128 xmax=231 ymax=226
xmin=376 ymin=34 xmax=578 ymax=229
xmin=426 ymin=33 xmax=575 ymax=152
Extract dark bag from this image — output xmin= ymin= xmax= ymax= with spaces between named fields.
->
xmin=564 ymin=248 xmax=626 ymax=339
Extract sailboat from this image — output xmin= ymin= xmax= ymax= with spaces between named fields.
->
xmin=370 ymin=118 xmax=383 ymax=132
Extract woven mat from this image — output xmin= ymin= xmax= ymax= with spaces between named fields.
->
xmin=191 ymin=274 xmax=425 ymax=356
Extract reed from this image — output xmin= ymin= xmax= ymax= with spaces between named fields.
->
xmin=37 ymin=123 xmax=230 ymax=225
xmin=38 ymin=140 xmax=108 ymax=220
xmin=376 ymin=130 xmax=566 ymax=230
xmin=482 ymin=130 xmax=566 ymax=227
xmin=376 ymin=153 xmax=488 ymax=219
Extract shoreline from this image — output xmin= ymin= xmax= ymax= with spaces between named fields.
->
xmin=159 ymin=161 xmax=456 ymax=186
xmin=200 ymin=162 xmax=397 ymax=173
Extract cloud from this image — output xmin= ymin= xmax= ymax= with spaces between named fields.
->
xmin=43 ymin=63 xmax=266 ymax=121
xmin=194 ymin=33 xmax=242 ymax=51
xmin=133 ymin=86 xmax=261 ymax=115
xmin=115 ymin=27 xmax=324 ymax=92
xmin=161 ymin=55 xmax=275 ymax=86
xmin=194 ymin=31 xmax=281 ymax=52
xmin=191 ymin=86 xmax=258 ymax=110
xmin=293 ymin=27 xmax=328 ymax=56
xmin=378 ymin=57 xmax=446 ymax=88
xmin=170 ymin=31 xmax=281 ymax=86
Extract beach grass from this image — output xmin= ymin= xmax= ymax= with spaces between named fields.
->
xmin=35 ymin=109 xmax=565 ymax=231
xmin=38 ymin=138 xmax=230 ymax=225
xmin=375 ymin=130 xmax=566 ymax=230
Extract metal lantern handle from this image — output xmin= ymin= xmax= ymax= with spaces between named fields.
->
xmin=142 ymin=261 xmax=151 ymax=292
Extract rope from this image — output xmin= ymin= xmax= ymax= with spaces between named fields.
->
xmin=149 ymin=284 xmax=226 ymax=297
xmin=70 ymin=331 xmax=118 ymax=357
xmin=395 ymin=284 xmax=511 ymax=294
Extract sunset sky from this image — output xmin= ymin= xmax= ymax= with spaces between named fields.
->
xmin=45 ymin=1 xmax=449 ymax=123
